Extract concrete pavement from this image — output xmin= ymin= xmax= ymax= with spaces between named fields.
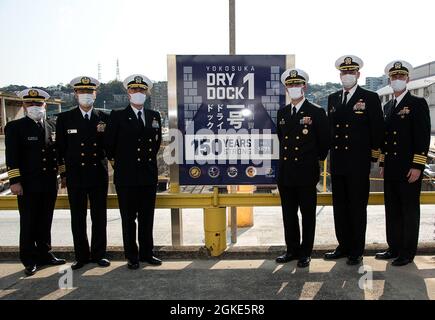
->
xmin=1 ymin=203 xmax=434 ymax=300
xmin=0 ymin=256 xmax=434 ymax=300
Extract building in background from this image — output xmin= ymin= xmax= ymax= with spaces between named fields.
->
xmin=150 ymin=81 xmax=168 ymax=127
xmin=365 ymin=75 xmax=388 ymax=91
xmin=151 ymin=81 xmax=168 ymax=113
xmin=377 ymin=61 xmax=435 ymax=150
xmin=410 ymin=61 xmax=435 ymax=80
xmin=0 ymin=92 xmax=62 ymax=134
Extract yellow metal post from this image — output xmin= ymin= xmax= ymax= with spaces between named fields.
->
xmin=204 ymin=207 xmax=227 ymax=256
xmin=323 ymin=159 xmax=328 ymax=193
xmin=227 ymin=185 xmax=254 ymax=227
xmin=169 ymin=182 xmax=183 ymax=246
xmin=169 ymin=182 xmax=180 ymax=193
xmin=204 ymin=187 xmax=227 ymax=256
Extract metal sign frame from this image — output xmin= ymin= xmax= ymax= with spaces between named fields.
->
xmin=167 ymin=54 xmax=295 ymax=187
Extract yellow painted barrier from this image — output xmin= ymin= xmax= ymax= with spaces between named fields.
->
xmin=1 ymin=192 xmax=435 ymax=210
xmin=227 ymin=185 xmax=255 ymax=228
xmin=204 ymin=207 xmax=227 ymax=256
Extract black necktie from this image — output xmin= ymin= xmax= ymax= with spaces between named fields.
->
xmin=83 ymin=114 xmax=92 ymax=131
xmin=137 ymin=111 xmax=145 ymax=130
xmin=292 ymin=106 xmax=297 ymax=117
xmin=388 ymin=99 xmax=397 ymax=119
xmin=342 ymin=91 xmax=349 ymax=106
xmin=37 ymin=121 xmax=44 ymax=133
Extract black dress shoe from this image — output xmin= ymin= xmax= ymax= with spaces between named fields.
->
xmin=48 ymin=256 xmax=66 ymax=266
xmin=96 ymin=258 xmax=111 ymax=267
xmin=127 ymin=261 xmax=140 ymax=270
xmin=24 ymin=265 xmax=37 ymax=276
xmin=71 ymin=261 xmax=88 ymax=270
xmin=392 ymin=257 xmax=413 ymax=267
xmin=140 ymin=256 xmax=162 ymax=266
xmin=275 ymin=253 xmax=298 ymax=263
xmin=297 ymin=257 xmax=311 ymax=268
xmin=324 ymin=250 xmax=346 ymax=260
xmin=346 ymin=256 xmax=363 ymax=265
xmin=375 ymin=250 xmax=398 ymax=260
xmin=36 ymin=254 xmax=66 ymax=267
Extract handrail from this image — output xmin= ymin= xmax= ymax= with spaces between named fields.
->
xmin=1 ymin=191 xmax=435 ymax=210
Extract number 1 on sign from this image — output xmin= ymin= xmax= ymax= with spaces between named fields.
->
xmin=243 ymin=73 xmax=255 ymax=100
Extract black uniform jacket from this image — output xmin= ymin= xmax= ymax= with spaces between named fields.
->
xmin=379 ymin=91 xmax=431 ymax=181
xmin=328 ymin=85 xmax=384 ymax=176
xmin=5 ymin=116 xmax=59 ymax=192
xmin=104 ymin=106 xmax=162 ymax=187
xmin=277 ymin=99 xmax=330 ymax=187
xmin=56 ymin=107 xmax=109 ymax=188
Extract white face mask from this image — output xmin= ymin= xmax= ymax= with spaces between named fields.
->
xmin=78 ymin=94 xmax=95 ymax=107
xmin=287 ymin=87 xmax=304 ymax=100
xmin=340 ymin=74 xmax=358 ymax=89
xmin=390 ymin=79 xmax=407 ymax=92
xmin=129 ymin=92 xmax=147 ymax=105
xmin=27 ymin=106 xmax=46 ymax=121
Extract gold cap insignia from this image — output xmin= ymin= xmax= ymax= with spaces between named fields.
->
xmin=81 ymin=77 xmax=90 ymax=85
xmin=135 ymin=76 xmax=143 ymax=84
xmin=344 ymin=57 xmax=353 ymax=65
xmin=29 ymin=89 xmax=38 ymax=97
xmin=394 ymin=62 xmax=402 ymax=69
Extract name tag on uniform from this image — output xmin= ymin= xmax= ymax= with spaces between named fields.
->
xmin=27 ymin=136 xmax=38 ymax=141
xmin=152 ymin=119 xmax=159 ymax=128
xmin=67 ymin=129 xmax=78 ymax=134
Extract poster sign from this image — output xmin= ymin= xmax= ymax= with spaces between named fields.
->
xmin=175 ymin=55 xmax=289 ymax=185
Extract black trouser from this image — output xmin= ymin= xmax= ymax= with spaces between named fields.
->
xmin=115 ymin=185 xmax=157 ymax=262
xmin=278 ymin=185 xmax=317 ymax=257
xmin=67 ymin=185 xmax=108 ymax=262
xmin=331 ymin=174 xmax=370 ymax=257
xmin=384 ymin=179 xmax=421 ymax=260
xmin=17 ymin=190 xmax=57 ymax=267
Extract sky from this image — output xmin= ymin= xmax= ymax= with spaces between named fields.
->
xmin=0 ymin=0 xmax=434 ymax=87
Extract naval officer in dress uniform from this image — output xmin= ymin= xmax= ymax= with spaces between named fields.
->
xmin=275 ymin=69 xmax=330 ymax=268
xmin=104 ymin=74 xmax=162 ymax=269
xmin=325 ymin=55 xmax=384 ymax=265
xmin=5 ymin=88 xmax=65 ymax=276
xmin=56 ymin=76 xmax=110 ymax=270
xmin=376 ymin=60 xmax=430 ymax=266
